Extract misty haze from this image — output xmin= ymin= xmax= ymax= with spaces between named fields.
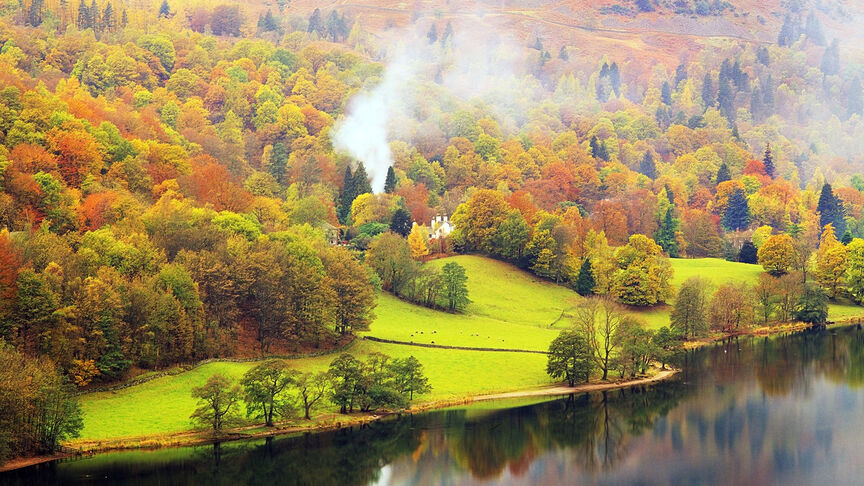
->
xmin=2 ymin=1 xmax=864 ymax=485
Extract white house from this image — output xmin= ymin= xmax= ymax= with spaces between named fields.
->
xmin=429 ymin=215 xmax=453 ymax=240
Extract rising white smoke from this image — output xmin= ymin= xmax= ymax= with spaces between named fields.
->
xmin=331 ymin=16 xmax=532 ymax=193
xmin=331 ymin=44 xmax=422 ymax=193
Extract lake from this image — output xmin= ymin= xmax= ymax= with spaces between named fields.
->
xmin=4 ymin=326 xmax=864 ymax=485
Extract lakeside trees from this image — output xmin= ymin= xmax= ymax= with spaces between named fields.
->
xmin=191 ymin=354 xmax=431 ymax=430
xmin=0 ymin=345 xmax=82 ymax=463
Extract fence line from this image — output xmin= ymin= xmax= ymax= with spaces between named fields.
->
xmin=363 ymin=336 xmax=549 ymax=354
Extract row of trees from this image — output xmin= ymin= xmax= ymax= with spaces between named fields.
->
xmin=546 ymin=298 xmax=683 ymax=385
xmin=365 ymin=232 xmax=470 ymax=312
xmin=0 ymin=223 xmax=377 ymax=386
xmin=190 ymin=353 xmax=431 ymax=433
xmin=671 ymin=274 xmax=829 ymax=338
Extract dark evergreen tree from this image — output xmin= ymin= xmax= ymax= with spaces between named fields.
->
xmin=763 ymin=143 xmax=775 ymax=179
xmin=259 ymin=10 xmax=278 ymax=32
xmin=427 ymin=24 xmax=437 ymax=44
xmin=731 ymin=124 xmax=740 ymax=141
xmin=338 ymin=166 xmax=355 ymax=224
xmin=383 ymin=166 xmax=397 ymax=194
xmin=738 ymin=241 xmax=758 ymax=264
xmin=77 ymin=0 xmax=90 ymax=28
xmin=723 ymin=188 xmax=750 ymax=231
xmin=609 ymin=62 xmax=621 ymax=95
xmin=778 ymin=15 xmax=798 ymax=47
xmin=848 ymin=77 xmax=863 ymax=118
xmin=654 ymin=208 xmax=680 ymax=257
xmin=269 ymin=142 xmax=289 ymax=184
xmin=756 ymin=46 xmax=771 ymax=66
xmin=389 ymin=208 xmax=412 ymax=237
xmin=158 ymin=0 xmax=170 ymax=18
xmin=89 ymin=0 xmax=99 ymax=27
xmin=763 ymin=74 xmax=775 ymax=111
xmin=102 ymin=2 xmax=113 ymax=31
xmin=731 ymin=60 xmax=748 ymax=91
xmin=307 ymin=8 xmax=323 ymax=35
xmin=664 ymin=184 xmax=675 ymax=205
xmin=558 ymin=45 xmax=568 ymax=61
xmin=716 ymin=162 xmax=731 ymax=184
xmin=639 ymin=151 xmax=656 ymax=179
xmin=575 ymin=258 xmax=595 ymax=296
xmin=351 ymin=163 xmax=372 ymax=195
xmin=674 ymin=63 xmax=687 ymax=86
xmin=27 ymin=0 xmax=44 ymax=26
xmin=817 ymin=183 xmax=846 ymax=234
xmin=589 ymin=135 xmax=608 ymax=161
xmin=661 ymin=81 xmax=672 ymax=106
xmin=440 ymin=21 xmax=453 ymax=46
xmin=717 ymin=60 xmax=735 ymax=120
xmin=841 ymin=230 xmax=853 ymax=245
xmin=702 ymin=72 xmax=715 ymax=108
xmin=121 ymin=9 xmax=127 ymax=27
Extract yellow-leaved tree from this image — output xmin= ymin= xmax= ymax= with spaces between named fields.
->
xmin=812 ymin=224 xmax=847 ymax=299
xmin=757 ymin=233 xmax=796 ymax=276
xmin=408 ymin=224 xmax=430 ymax=259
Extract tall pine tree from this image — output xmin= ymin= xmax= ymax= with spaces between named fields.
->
xmin=383 ymin=166 xmax=397 ymax=194
xmin=575 ymin=258 xmax=595 ymax=296
xmin=817 ymin=183 xmax=846 ymax=234
xmin=763 ymin=143 xmax=775 ymax=179
xmin=338 ymin=166 xmax=355 ymax=224
xmin=351 ymin=163 xmax=372 ymax=195
xmin=654 ymin=208 xmax=681 ymax=257
xmin=716 ymin=163 xmax=731 ymax=184
xmin=723 ymin=188 xmax=749 ymax=231
xmin=639 ymin=151 xmax=656 ymax=179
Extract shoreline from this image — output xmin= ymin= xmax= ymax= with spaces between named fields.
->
xmin=0 ymin=368 xmax=679 ymax=473
xmin=4 ymin=317 xmax=862 ymax=473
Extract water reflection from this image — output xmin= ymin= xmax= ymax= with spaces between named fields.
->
xmin=5 ymin=327 xmax=864 ymax=485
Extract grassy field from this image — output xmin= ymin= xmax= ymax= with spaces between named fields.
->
xmin=77 ymin=341 xmax=549 ymax=441
xmin=76 ymin=255 xmax=864 ymax=443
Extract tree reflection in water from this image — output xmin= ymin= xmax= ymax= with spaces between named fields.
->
xmin=5 ymin=327 xmax=864 ymax=486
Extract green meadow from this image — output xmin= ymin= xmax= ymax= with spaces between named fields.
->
xmin=75 ymin=255 xmax=864 ymax=443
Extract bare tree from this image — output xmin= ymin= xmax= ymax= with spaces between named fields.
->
xmin=573 ymin=297 xmax=626 ymax=380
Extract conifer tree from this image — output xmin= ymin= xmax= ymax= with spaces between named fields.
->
xmin=638 ymin=151 xmax=656 ymax=179
xmin=351 ymin=163 xmax=372 ymax=195
xmin=338 ymin=166 xmax=355 ymax=224
xmin=738 ymin=241 xmax=758 ymax=264
xmin=763 ymin=143 xmax=775 ymax=179
xmin=654 ymin=208 xmax=681 ymax=257
xmin=158 ymin=0 xmax=170 ymax=18
xmin=716 ymin=162 xmax=731 ymax=184
xmin=817 ymin=183 xmax=846 ymax=234
xmin=427 ymin=24 xmax=437 ymax=44
xmin=575 ymin=258 xmax=595 ymax=296
xmin=661 ymin=81 xmax=672 ymax=106
xmin=383 ymin=166 xmax=397 ymax=194
xmin=723 ymin=188 xmax=749 ymax=231
xmin=702 ymin=73 xmax=715 ymax=108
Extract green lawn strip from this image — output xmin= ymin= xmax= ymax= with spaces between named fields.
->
xmin=76 ymin=341 xmax=550 ymax=442
xmin=365 ymin=293 xmax=559 ymax=351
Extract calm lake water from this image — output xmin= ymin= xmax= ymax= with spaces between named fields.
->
xmin=5 ymin=327 xmax=864 ymax=486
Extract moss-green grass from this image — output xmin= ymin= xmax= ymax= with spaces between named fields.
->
xmin=77 ymin=341 xmax=549 ymax=441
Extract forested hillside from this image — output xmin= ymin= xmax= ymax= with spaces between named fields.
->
xmin=3 ymin=0 xmax=864 ymax=463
